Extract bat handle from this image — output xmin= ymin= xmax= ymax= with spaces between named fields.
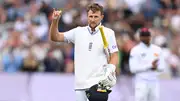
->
xmin=104 ymin=48 xmax=110 ymax=62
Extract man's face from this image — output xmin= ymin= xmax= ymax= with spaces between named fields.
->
xmin=87 ymin=10 xmax=104 ymax=29
xmin=140 ymin=36 xmax=151 ymax=45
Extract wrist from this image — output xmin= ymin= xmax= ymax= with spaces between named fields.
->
xmin=107 ymin=64 xmax=116 ymax=71
xmin=146 ymin=64 xmax=153 ymax=71
xmin=52 ymin=18 xmax=59 ymax=23
xmin=151 ymin=67 xmax=157 ymax=70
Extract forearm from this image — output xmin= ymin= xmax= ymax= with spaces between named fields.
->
xmin=156 ymin=62 xmax=165 ymax=72
xmin=130 ymin=63 xmax=152 ymax=73
xmin=157 ymin=53 xmax=165 ymax=72
xmin=109 ymin=52 xmax=119 ymax=68
xmin=49 ymin=19 xmax=60 ymax=41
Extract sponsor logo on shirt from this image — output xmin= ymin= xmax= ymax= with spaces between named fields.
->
xmin=112 ymin=45 xmax=117 ymax=49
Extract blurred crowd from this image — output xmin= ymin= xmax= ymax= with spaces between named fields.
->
xmin=0 ymin=0 xmax=180 ymax=78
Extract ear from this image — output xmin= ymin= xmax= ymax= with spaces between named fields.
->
xmin=101 ymin=14 xmax=104 ymax=20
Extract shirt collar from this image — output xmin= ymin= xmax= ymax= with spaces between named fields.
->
xmin=87 ymin=23 xmax=102 ymax=35
xmin=139 ymin=42 xmax=151 ymax=48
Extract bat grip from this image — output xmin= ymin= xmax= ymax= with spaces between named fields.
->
xmin=104 ymin=48 xmax=110 ymax=62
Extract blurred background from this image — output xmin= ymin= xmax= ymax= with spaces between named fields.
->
xmin=0 ymin=0 xmax=180 ymax=101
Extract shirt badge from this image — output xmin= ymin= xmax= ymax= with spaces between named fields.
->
xmin=154 ymin=53 xmax=159 ymax=57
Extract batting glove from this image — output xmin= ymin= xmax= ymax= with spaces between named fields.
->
xmin=99 ymin=64 xmax=117 ymax=89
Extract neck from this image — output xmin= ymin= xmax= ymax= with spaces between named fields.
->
xmin=146 ymin=43 xmax=150 ymax=46
xmin=88 ymin=23 xmax=101 ymax=32
xmin=91 ymin=27 xmax=95 ymax=31
xmin=89 ymin=25 xmax=96 ymax=32
xmin=142 ymin=42 xmax=150 ymax=47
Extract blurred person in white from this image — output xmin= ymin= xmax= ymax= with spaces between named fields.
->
xmin=153 ymin=35 xmax=172 ymax=78
xmin=167 ymin=48 xmax=180 ymax=77
xmin=129 ymin=28 xmax=165 ymax=101
xmin=61 ymin=2 xmax=75 ymax=26
xmin=123 ymin=0 xmax=146 ymax=14
xmin=167 ymin=35 xmax=180 ymax=77
xmin=0 ymin=34 xmax=4 ymax=71
xmin=171 ymin=8 xmax=180 ymax=33
xmin=49 ymin=3 xmax=119 ymax=101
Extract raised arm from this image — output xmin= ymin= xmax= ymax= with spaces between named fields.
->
xmin=49 ymin=9 xmax=65 ymax=42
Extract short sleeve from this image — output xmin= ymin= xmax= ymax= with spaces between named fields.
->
xmin=64 ymin=27 xmax=78 ymax=43
xmin=108 ymin=30 xmax=118 ymax=53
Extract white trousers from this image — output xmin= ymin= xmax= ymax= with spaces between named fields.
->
xmin=135 ymin=80 xmax=159 ymax=101
xmin=75 ymin=90 xmax=89 ymax=101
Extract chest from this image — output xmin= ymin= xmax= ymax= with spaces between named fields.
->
xmin=74 ymin=31 xmax=105 ymax=53
xmin=138 ymin=48 xmax=160 ymax=63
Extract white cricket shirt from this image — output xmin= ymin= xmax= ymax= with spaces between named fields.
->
xmin=64 ymin=24 xmax=118 ymax=89
xmin=129 ymin=42 xmax=165 ymax=81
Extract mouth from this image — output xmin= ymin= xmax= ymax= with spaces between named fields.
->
xmin=90 ymin=23 xmax=97 ymax=27
xmin=90 ymin=23 xmax=96 ymax=25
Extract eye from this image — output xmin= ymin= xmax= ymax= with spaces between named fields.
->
xmin=89 ymin=15 xmax=93 ymax=18
xmin=94 ymin=16 xmax=99 ymax=18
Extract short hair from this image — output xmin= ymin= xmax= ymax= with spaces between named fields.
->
xmin=86 ymin=3 xmax=104 ymax=15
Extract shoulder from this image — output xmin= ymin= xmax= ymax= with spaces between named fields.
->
xmin=71 ymin=26 xmax=87 ymax=32
xmin=77 ymin=26 xmax=86 ymax=30
xmin=130 ymin=44 xmax=140 ymax=54
xmin=103 ymin=27 xmax=114 ymax=32
xmin=151 ymin=44 xmax=162 ymax=51
xmin=76 ymin=26 xmax=87 ymax=29
xmin=103 ymin=26 xmax=115 ymax=35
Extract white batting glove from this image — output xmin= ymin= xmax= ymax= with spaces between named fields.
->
xmin=99 ymin=64 xmax=117 ymax=89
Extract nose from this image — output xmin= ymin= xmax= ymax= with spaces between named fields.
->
xmin=90 ymin=17 xmax=95 ymax=22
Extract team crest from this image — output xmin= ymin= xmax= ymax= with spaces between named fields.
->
xmin=154 ymin=53 xmax=159 ymax=57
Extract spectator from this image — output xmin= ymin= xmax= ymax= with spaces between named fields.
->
xmin=44 ymin=48 xmax=65 ymax=72
xmin=21 ymin=49 xmax=39 ymax=72
xmin=2 ymin=47 xmax=23 ymax=73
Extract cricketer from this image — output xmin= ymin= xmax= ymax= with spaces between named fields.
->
xmin=49 ymin=3 xmax=119 ymax=101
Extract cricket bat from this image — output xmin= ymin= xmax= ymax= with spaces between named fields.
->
xmin=99 ymin=26 xmax=110 ymax=62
